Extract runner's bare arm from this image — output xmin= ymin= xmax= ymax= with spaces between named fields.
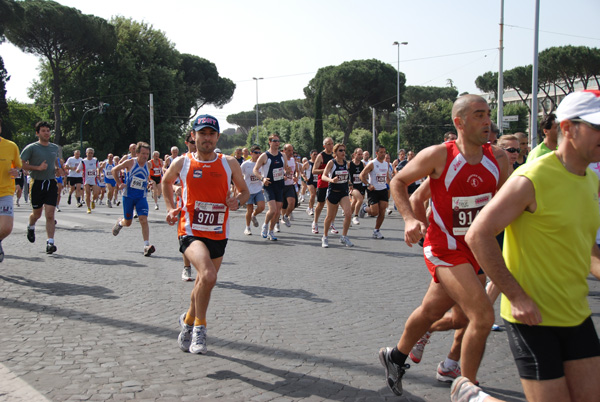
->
xmin=111 ymin=159 xmax=134 ymax=188
xmin=312 ymin=154 xmax=324 ymax=176
xmin=321 ymin=160 xmax=336 ymax=183
xmin=591 ymin=245 xmax=600 ymax=280
xmin=491 ymin=145 xmax=510 ymax=189
xmin=466 ymin=175 xmax=542 ymax=325
xmin=161 ymin=156 xmax=184 ymax=224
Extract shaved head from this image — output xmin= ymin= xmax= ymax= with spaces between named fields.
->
xmin=452 ymin=94 xmax=487 ymax=120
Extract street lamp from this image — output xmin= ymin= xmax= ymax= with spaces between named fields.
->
xmin=253 ymin=77 xmax=263 ymax=144
xmin=79 ymin=102 xmax=109 ymax=152
xmin=393 ymin=41 xmax=408 ymax=154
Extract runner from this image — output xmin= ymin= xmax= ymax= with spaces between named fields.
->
xmin=378 ymin=95 xmax=508 ymax=396
xmin=240 ymin=145 xmax=265 ymax=235
xmin=13 ymin=168 xmax=25 ymax=207
xmin=320 ymin=143 xmax=354 ymax=248
xmin=311 ymin=138 xmax=337 ymax=235
xmin=65 ymin=149 xmax=83 ymax=207
xmin=348 ymin=148 xmax=366 ymax=226
xmin=280 ymin=143 xmax=299 ymax=229
xmin=303 ymin=150 xmax=318 ymax=216
xmin=149 ymin=150 xmax=164 ymax=210
xmin=20 ymin=121 xmax=64 ymax=254
xmin=77 ymin=148 xmax=100 ymax=214
xmin=162 ymin=114 xmax=248 ymax=355
xmin=0 ymin=118 xmax=22 ymax=261
xmin=99 ymin=154 xmax=116 ymax=208
xmin=359 ymin=145 xmax=392 ymax=239
xmin=111 ymin=142 xmax=155 ymax=257
xmin=253 ymin=133 xmax=288 ymax=241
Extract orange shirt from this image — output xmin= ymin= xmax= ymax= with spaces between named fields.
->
xmin=178 ymin=153 xmax=232 ymax=240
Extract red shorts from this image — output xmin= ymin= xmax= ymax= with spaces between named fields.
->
xmin=423 ymin=245 xmax=482 ymax=283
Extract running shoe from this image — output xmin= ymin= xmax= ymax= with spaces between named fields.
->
xmin=373 ymin=229 xmax=384 ymax=239
xmin=154 ymin=204 xmax=159 ymax=210
xmin=181 ymin=267 xmax=193 ymax=281
xmin=261 ymin=224 xmax=268 ymax=238
xmin=491 ymin=324 xmax=502 ymax=331
xmin=46 ymin=241 xmax=57 ymax=255
xmin=289 ymin=212 xmax=294 ymax=221
xmin=378 ymin=347 xmax=409 ymax=396
xmin=16 ymin=200 xmax=20 ymax=207
xmin=450 ymin=376 xmax=484 ymax=402
xmin=189 ymin=325 xmax=208 ymax=354
xmin=282 ymin=215 xmax=291 ymax=227
xmin=312 ymin=222 xmax=319 ymax=234
xmin=27 ymin=226 xmax=35 ymax=243
xmin=409 ymin=332 xmax=431 ymax=363
xmin=107 ymin=200 xmax=112 ymax=208
xmin=321 ymin=236 xmax=329 ymax=248
xmin=178 ymin=313 xmax=193 ymax=352
xmin=267 ymin=231 xmax=277 ymax=241
xmin=0 ymin=241 xmax=4 ymax=262
xmin=56 ymin=206 xmax=61 ymax=212
xmin=274 ymin=222 xmax=281 ymax=233
xmin=437 ymin=361 xmax=461 ymax=383
xmin=359 ymin=204 xmax=366 ymax=218
xmin=112 ymin=220 xmax=123 ymax=236
xmin=251 ymin=215 xmax=259 ymax=227
xmin=330 ymin=224 xmax=339 ymax=234
xmin=387 ymin=207 xmax=393 ymax=215
xmin=67 ymin=195 xmax=72 ymax=205
xmin=87 ymin=208 xmax=91 ymax=214
xmin=143 ymin=245 xmax=156 ymax=257
xmin=116 ymin=200 xmax=121 ymax=206
xmin=339 ymin=236 xmax=354 ymax=247
xmin=91 ymin=201 xmax=95 ymax=209
xmin=306 ymin=207 xmax=311 ymax=215
xmin=133 ymin=213 xmax=138 ymax=219
xmin=77 ymin=202 xmax=83 ymax=208
xmin=352 ymin=216 xmax=360 ymax=226
xmin=244 ymin=227 xmax=252 ymax=236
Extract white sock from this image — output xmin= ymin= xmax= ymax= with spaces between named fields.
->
xmin=47 ymin=238 xmax=54 ymax=244
xmin=144 ymin=241 xmax=150 ymax=247
xmin=443 ymin=357 xmax=458 ymax=369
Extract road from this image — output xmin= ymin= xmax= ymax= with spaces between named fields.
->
xmin=1 ymin=196 xmax=597 ymax=401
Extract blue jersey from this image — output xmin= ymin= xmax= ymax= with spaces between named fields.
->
xmin=123 ymin=158 xmax=149 ymax=199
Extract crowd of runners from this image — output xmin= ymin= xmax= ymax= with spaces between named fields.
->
xmin=1 ymin=90 xmax=600 ymax=402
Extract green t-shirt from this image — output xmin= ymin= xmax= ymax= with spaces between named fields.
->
xmin=502 ymin=152 xmax=599 ymax=326
xmin=20 ymin=141 xmax=60 ymax=180
xmin=525 ymin=142 xmax=555 ymax=163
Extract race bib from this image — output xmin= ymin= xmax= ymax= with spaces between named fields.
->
xmin=192 ymin=202 xmax=226 ymax=232
xmin=130 ymin=177 xmax=146 ymax=190
xmin=250 ymin=174 xmax=260 ymax=182
xmin=87 ymin=170 xmax=97 ymax=177
xmin=451 ymin=193 xmax=492 ymax=236
xmin=353 ymin=173 xmax=362 ymax=184
xmin=336 ymin=171 xmax=349 ymax=183
xmin=376 ymin=173 xmax=387 ymax=183
xmin=105 ymin=171 xmax=113 ymax=179
xmin=153 ymin=167 xmax=162 ymax=176
xmin=273 ymin=167 xmax=284 ymax=181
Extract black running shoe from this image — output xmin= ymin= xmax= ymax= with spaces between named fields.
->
xmin=0 ymin=241 xmax=4 ymax=262
xmin=67 ymin=195 xmax=72 ymax=205
xmin=27 ymin=227 xmax=35 ymax=243
xmin=46 ymin=241 xmax=57 ymax=254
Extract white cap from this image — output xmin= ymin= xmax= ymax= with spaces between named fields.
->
xmin=556 ymin=90 xmax=600 ymax=125
xmin=214 ymin=148 xmax=222 ymax=154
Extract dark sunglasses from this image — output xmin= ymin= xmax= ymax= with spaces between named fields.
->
xmin=337 ymin=149 xmax=346 ymax=153
xmin=270 ymin=139 xmax=280 ymax=143
xmin=186 ymin=139 xmax=195 ymax=144
xmin=252 ymin=150 xmax=261 ymax=154
xmin=572 ymin=118 xmax=600 ymax=131
xmin=503 ymin=147 xmax=520 ymax=154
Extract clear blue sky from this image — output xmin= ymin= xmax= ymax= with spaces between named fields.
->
xmin=2 ymin=0 xmax=599 ymax=129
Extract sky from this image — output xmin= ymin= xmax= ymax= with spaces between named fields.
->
xmin=2 ymin=0 xmax=600 ymax=130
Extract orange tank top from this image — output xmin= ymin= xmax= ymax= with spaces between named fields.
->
xmin=178 ymin=153 xmax=232 ymax=240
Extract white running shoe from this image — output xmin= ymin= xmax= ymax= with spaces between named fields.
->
xmin=330 ymin=223 xmax=339 ymax=235
xmin=181 ymin=267 xmax=193 ymax=281
xmin=251 ymin=215 xmax=259 ymax=227
xmin=352 ymin=216 xmax=360 ymax=226
xmin=339 ymin=236 xmax=354 ymax=247
xmin=321 ymin=236 xmax=329 ymax=248
xmin=261 ymin=224 xmax=268 ymax=238
xmin=282 ymin=215 xmax=291 ymax=227
xmin=178 ymin=313 xmax=193 ymax=352
xmin=387 ymin=207 xmax=393 ymax=215
xmin=189 ymin=325 xmax=208 ymax=354
xmin=312 ymin=222 xmax=319 ymax=234
xmin=373 ymin=229 xmax=384 ymax=239
xmin=274 ymin=222 xmax=281 ymax=232
xmin=359 ymin=204 xmax=367 ymax=218
xmin=244 ymin=227 xmax=252 ymax=235
xmin=154 ymin=204 xmax=159 ymax=210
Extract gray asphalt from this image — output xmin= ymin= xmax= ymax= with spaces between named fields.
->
xmin=0 ymin=196 xmax=598 ymax=401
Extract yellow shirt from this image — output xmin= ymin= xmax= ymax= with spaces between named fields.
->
xmin=502 ymin=152 xmax=600 ymax=326
xmin=0 ymin=138 xmax=22 ymax=197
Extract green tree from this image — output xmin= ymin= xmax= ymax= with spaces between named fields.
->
xmin=304 ymin=59 xmax=402 ymax=145
xmin=4 ymin=0 xmax=116 ymax=145
xmin=4 ymin=99 xmax=46 ymax=149
xmin=0 ymin=56 xmax=8 ymax=125
xmin=403 ymin=86 xmax=459 ymax=108
xmin=402 ymin=99 xmax=454 ymax=152
xmin=227 ymin=110 xmax=257 ymax=134
xmin=474 ymin=71 xmax=499 ymax=106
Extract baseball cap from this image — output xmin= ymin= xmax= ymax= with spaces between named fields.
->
xmin=214 ymin=148 xmax=222 ymax=154
xmin=192 ymin=115 xmax=220 ymax=132
xmin=556 ymin=90 xmax=600 ymax=125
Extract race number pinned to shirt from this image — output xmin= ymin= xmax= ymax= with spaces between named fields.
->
xmin=130 ymin=177 xmax=146 ymax=190
xmin=192 ymin=201 xmax=226 ymax=232
xmin=273 ymin=167 xmax=284 ymax=181
xmin=452 ymin=193 xmax=492 ymax=235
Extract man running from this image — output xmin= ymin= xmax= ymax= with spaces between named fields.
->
xmin=77 ymin=148 xmax=99 ymax=214
xmin=65 ymin=149 xmax=83 ymax=207
xmin=280 ymin=143 xmax=298 ymax=229
xmin=359 ymin=145 xmax=392 ymax=239
xmin=311 ymin=137 xmax=335 ymax=235
xmin=240 ymin=145 xmax=265 ymax=236
xmin=163 ymin=114 xmax=248 ymax=355
xmin=111 ymin=142 xmax=155 ymax=257
xmin=378 ymin=95 xmax=508 ymax=396
xmin=100 ymin=154 xmax=116 ymax=208
xmin=20 ymin=121 xmax=64 ymax=254
xmin=149 ymin=150 xmax=164 ymax=210
xmin=0 ymin=118 xmax=22 ymax=261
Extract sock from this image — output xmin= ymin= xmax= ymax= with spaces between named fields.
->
xmin=391 ymin=347 xmax=408 ymax=366
xmin=77 ymin=197 xmax=81 ymax=203
xmin=246 ymin=226 xmax=250 ymax=230
xmin=473 ymin=392 xmax=490 ymax=402
xmin=194 ymin=318 xmax=207 ymax=327
xmin=28 ymin=224 xmax=35 ymax=230
xmin=144 ymin=240 xmax=150 ymax=247
xmin=184 ymin=312 xmax=195 ymax=327
xmin=47 ymin=238 xmax=54 ymax=244
xmin=443 ymin=357 xmax=458 ymax=369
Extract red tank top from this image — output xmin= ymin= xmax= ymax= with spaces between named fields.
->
xmin=150 ymin=159 xmax=163 ymax=177
xmin=178 ymin=153 xmax=232 ymax=240
xmin=425 ymin=141 xmax=499 ymax=251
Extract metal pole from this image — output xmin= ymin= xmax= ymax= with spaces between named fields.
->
xmin=497 ymin=0 xmax=505 ymax=135
xmin=253 ymin=77 xmax=263 ymax=144
xmin=531 ymin=0 xmax=540 ymax=148
xmin=372 ymin=107 xmax=376 ymax=155
xmin=149 ymin=93 xmax=155 ymax=155
xmin=393 ymin=42 xmax=407 ymax=153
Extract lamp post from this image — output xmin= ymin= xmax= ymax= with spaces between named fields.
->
xmin=253 ymin=77 xmax=263 ymax=144
xmin=79 ymin=102 xmax=109 ymax=152
xmin=393 ymin=41 xmax=408 ymax=154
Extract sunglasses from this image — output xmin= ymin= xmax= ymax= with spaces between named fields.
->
xmin=572 ymin=118 xmax=600 ymax=131
xmin=270 ymin=139 xmax=280 ymax=143
xmin=337 ymin=149 xmax=346 ymax=153
xmin=187 ymin=139 xmax=195 ymax=144
xmin=253 ymin=150 xmax=261 ymax=154
xmin=503 ymin=147 xmax=520 ymax=154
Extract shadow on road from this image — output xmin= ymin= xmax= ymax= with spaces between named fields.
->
xmin=0 ymin=275 xmax=119 ymax=299
xmin=216 ymin=280 xmax=331 ymax=303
